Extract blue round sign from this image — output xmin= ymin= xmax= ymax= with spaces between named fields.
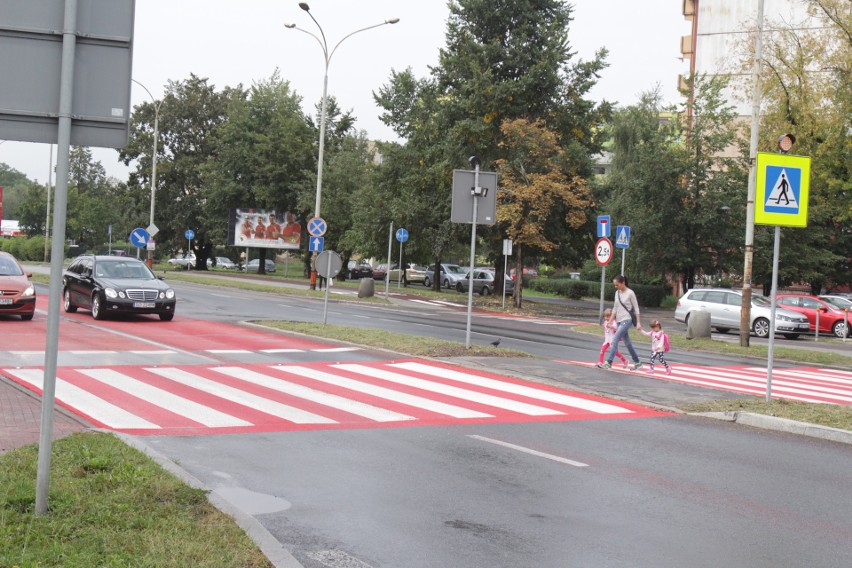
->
xmin=129 ymin=228 xmax=149 ymax=248
xmin=185 ymin=229 xmax=195 ymax=240
xmin=395 ymin=228 xmax=409 ymax=243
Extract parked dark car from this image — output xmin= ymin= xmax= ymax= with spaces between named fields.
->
xmin=454 ymin=269 xmax=514 ymax=296
xmin=347 ymin=260 xmax=373 ymax=279
xmin=246 ymin=259 xmax=276 ymax=273
xmin=0 ymin=251 xmax=36 ymax=320
xmin=63 ymin=255 xmax=176 ymax=321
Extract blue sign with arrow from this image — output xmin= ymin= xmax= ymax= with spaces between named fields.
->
xmin=395 ymin=228 xmax=409 ymax=243
xmin=309 ymin=236 xmax=324 ymax=252
xmin=129 ymin=228 xmax=149 ymax=248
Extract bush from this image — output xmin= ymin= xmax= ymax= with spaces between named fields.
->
xmin=527 ymin=275 xmax=668 ymax=307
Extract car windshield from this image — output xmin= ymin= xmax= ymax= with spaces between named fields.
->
xmin=446 ymin=265 xmax=467 ymax=274
xmin=822 ymin=297 xmax=852 ymax=309
xmin=752 ymin=294 xmax=771 ymax=307
xmin=0 ymin=257 xmax=24 ymax=276
xmin=96 ymin=261 xmax=154 ymax=280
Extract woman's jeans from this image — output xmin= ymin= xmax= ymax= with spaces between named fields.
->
xmin=607 ymin=319 xmax=640 ymax=363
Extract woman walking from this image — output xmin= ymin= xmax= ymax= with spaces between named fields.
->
xmin=596 ymin=275 xmax=643 ymax=370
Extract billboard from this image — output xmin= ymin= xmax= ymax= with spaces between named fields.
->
xmin=228 ymin=208 xmax=302 ymax=250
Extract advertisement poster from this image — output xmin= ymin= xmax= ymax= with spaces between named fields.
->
xmin=229 ymin=208 xmax=302 ymax=250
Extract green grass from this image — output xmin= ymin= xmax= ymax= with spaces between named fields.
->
xmin=681 ymin=399 xmax=852 ymax=431
xmin=258 ymin=321 xmax=531 ymax=358
xmin=0 ymin=432 xmax=272 ymax=568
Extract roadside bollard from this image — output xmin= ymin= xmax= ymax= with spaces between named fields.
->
xmin=815 ymin=308 xmax=820 ymax=342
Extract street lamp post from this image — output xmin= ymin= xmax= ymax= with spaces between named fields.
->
xmin=132 ymin=79 xmax=163 ymax=269
xmin=286 ymin=2 xmax=398 ymax=289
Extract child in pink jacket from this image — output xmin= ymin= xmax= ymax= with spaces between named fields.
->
xmin=640 ymin=319 xmax=672 ymax=375
xmin=599 ymin=309 xmax=629 ymax=368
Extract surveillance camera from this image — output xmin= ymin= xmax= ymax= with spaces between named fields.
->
xmin=469 ymin=155 xmax=480 ymax=168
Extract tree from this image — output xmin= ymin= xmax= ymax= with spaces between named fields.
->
xmin=741 ymin=0 xmax=851 ymax=292
xmin=120 ymin=75 xmax=234 ymax=269
xmin=496 ymin=118 xmax=591 ymax=306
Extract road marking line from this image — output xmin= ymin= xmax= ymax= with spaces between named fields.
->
xmin=336 ymin=363 xmax=563 ymax=416
xmin=313 ymin=347 xmax=361 ymax=353
xmin=6 ymin=368 xmax=160 ymax=430
xmin=147 ymin=367 xmax=339 ymax=424
xmin=70 ymin=350 xmax=117 ymax=355
xmin=79 ymin=368 xmax=251 ymax=428
xmin=205 ymin=349 xmax=252 ymax=354
xmin=209 ymin=367 xmax=411 ymax=423
xmin=271 ymin=365 xmax=492 ymax=419
xmin=468 ymin=435 xmax=589 ymax=468
xmin=391 ymin=362 xmax=633 ymax=414
xmin=259 ymin=348 xmax=305 ymax=354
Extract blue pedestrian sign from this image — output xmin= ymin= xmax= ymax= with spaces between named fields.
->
xmin=597 ymin=215 xmax=611 ymax=238
xmin=185 ymin=229 xmax=195 ymax=240
xmin=395 ymin=228 xmax=409 ymax=243
xmin=307 ymin=217 xmax=327 ymax=237
xmin=615 ymin=225 xmax=630 ymax=249
xmin=129 ymin=228 xmax=149 ymax=248
xmin=309 ymin=236 xmax=324 ymax=252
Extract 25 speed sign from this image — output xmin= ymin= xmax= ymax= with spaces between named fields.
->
xmin=595 ymin=237 xmax=613 ymax=266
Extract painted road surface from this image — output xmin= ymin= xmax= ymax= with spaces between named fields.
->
xmin=561 ymin=360 xmax=852 ymax=405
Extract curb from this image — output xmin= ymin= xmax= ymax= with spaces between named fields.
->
xmin=113 ymin=432 xmax=304 ymax=568
xmin=689 ymin=411 xmax=852 ymax=445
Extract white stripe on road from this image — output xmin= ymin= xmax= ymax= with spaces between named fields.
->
xmin=271 ymin=365 xmax=491 ymax=419
xmin=147 ymin=367 xmax=339 ymax=424
xmin=209 ymin=367 xmax=410 ymax=423
xmin=335 ymin=364 xmax=563 ymax=416
xmin=78 ymin=368 xmax=251 ymax=428
xmin=468 ymin=435 xmax=589 ymax=468
xmin=391 ymin=362 xmax=633 ymax=414
xmin=5 ymin=368 xmax=160 ymax=430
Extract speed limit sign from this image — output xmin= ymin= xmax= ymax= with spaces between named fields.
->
xmin=595 ymin=237 xmax=613 ymax=266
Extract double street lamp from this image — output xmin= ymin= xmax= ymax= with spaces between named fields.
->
xmin=285 ymin=2 xmax=398 ymax=288
xmin=131 ymin=79 xmax=163 ymax=268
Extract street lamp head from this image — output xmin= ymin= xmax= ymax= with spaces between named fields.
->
xmin=284 ymin=22 xmax=296 ymax=28
xmin=386 ymin=18 xmax=400 ymax=24
xmin=299 ymin=2 xmax=310 ymax=11
xmin=719 ymin=205 xmax=731 ymax=213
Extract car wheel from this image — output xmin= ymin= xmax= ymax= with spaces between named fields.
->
xmin=456 ymin=283 xmax=464 ymax=293
xmin=91 ymin=295 xmax=105 ymax=320
xmin=753 ymin=317 xmax=770 ymax=338
xmin=832 ymin=320 xmax=848 ymax=339
xmin=783 ymin=333 xmax=800 ymax=340
xmin=442 ymin=278 xmax=450 ymax=289
xmin=63 ymin=288 xmax=78 ymax=313
xmin=714 ymin=327 xmax=729 ymax=334
xmin=159 ymin=312 xmax=175 ymax=322
xmin=21 ymin=313 xmax=34 ymax=321
xmin=424 ymin=277 xmax=432 ymax=288
xmin=481 ymin=285 xmax=491 ymax=296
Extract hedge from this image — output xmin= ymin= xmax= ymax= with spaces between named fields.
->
xmin=527 ymin=277 xmax=668 ymax=307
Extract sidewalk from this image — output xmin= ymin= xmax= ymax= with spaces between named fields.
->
xmin=0 ymin=375 xmax=89 ymax=454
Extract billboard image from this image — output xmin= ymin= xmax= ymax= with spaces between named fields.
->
xmin=229 ymin=209 xmax=302 ymax=250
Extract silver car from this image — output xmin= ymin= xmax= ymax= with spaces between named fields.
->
xmin=424 ymin=263 xmax=469 ymax=289
xmin=454 ymin=269 xmax=514 ymax=296
xmin=674 ymin=288 xmax=810 ymax=339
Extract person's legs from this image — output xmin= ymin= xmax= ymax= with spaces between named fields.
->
xmin=618 ymin=323 xmax=641 ymax=363
xmin=606 ymin=320 xmax=631 ymax=363
xmin=599 ymin=342 xmax=611 ymax=364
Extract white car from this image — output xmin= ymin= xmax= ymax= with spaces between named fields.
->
xmin=167 ymin=253 xmax=196 ymax=268
xmin=207 ymin=256 xmax=237 ymax=270
xmin=674 ymin=288 xmax=810 ymax=339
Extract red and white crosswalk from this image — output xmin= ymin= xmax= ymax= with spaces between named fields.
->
xmin=3 ymin=359 xmax=667 ymax=436
xmin=562 ymin=360 xmax=852 ymax=405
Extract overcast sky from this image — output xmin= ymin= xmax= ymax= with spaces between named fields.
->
xmin=1 ymin=0 xmax=691 ymax=184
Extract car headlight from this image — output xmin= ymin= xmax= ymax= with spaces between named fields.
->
xmin=22 ymin=285 xmax=35 ymax=297
xmin=104 ymin=288 xmax=118 ymax=299
xmin=165 ymin=289 xmax=175 ymax=299
xmin=776 ymin=314 xmax=795 ymax=322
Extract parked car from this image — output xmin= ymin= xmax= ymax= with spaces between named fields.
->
xmin=246 ymin=259 xmax=276 ymax=273
xmin=454 ymin=269 xmax=514 ymax=296
xmin=405 ymin=264 xmax=428 ymax=286
xmin=63 ymin=255 xmax=176 ymax=321
xmin=167 ymin=253 xmax=196 ymax=269
xmin=207 ymin=256 xmax=237 ymax=270
xmin=674 ymin=288 xmax=809 ymax=339
xmin=424 ymin=263 xmax=469 ymax=289
xmin=347 ymin=260 xmax=373 ymax=280
xmin=0 ymin=251 xmax=36 ymax=321
xmin=510 ymin=267 xmax=539 ymax=279
xmin=372 ymin=263 xmax=394 ymax=281
xmin=776 ymin=294 xmax=850 ymax=338
xmin=819 ymin=295 xmax=852 ymax=311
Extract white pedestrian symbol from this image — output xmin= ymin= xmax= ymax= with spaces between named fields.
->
xmin=766 ymin=168 xmax=798 ymax=209
xmin=617 ymin=228 xmax=629 ymax=246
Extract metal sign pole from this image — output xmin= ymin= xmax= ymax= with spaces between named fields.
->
xmin=465 ymin=164 xmax=480 ymax=349
xmin=621 ymin=248 xmax=626 ymax=276
xmin=385 ymin=223 xmax=393 ymax=298
xmin=322 ymin=252 xmax=332 ymax=324
xmin=398 ymin=241 xmax=403 ymax=288
xmin=765 ymin=226 xmax=781 ymax=401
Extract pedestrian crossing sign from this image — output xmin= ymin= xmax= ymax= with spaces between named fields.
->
xmin=615 ymin=225 xmax=630 ymax=249
xmin=755 ymin=152 xmax=810 ymax=228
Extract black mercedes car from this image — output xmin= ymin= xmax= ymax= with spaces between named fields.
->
xmin=63 ymin=255 xmax=176 ymax=321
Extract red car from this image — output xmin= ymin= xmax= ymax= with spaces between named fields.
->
xmin=0 ymin=251 xmax=36 ymax=320
xmin=775 ymin=294 xmax=850 ymax=338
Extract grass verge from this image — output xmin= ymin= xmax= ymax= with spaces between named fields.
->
xmin=0 ymin=432 xmax=272 ymax=568
xmin=681 ymin=399 xmax=852 ymax=431
xmin=258 ymin=321 xmax=531 ymax=358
